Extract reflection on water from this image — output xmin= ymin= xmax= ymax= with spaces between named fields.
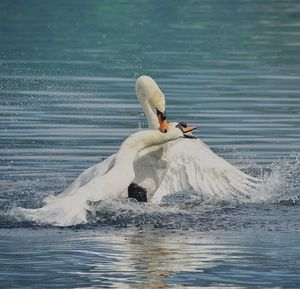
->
xmin=0 ymin=228 xmax=299 ymax=288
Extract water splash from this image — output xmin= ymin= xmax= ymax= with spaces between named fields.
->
xmin=252 ymin=153 xmax=300 ymax=204
xmin=6 ymin=153 xmax=300 ymax=228
xmin=86 ymin=153 xmax=300 ymax=228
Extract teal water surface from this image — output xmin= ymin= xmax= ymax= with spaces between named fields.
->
xmin=0 ymin=0 xmax=300 ymax=288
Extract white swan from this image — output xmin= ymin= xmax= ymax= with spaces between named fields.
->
xmin=17 ymin=122 xmax=197 ymax=226
xmin=60 ymin=75 xmax=259 ymax=205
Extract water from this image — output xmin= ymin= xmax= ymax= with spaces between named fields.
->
xmin=0 ymin=0 xmax=300 ymax=287
xmin=1 ymin=228 xmax=299 ymax=289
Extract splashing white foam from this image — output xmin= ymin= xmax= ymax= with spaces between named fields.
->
xmin=250 ymin=153 xmax=300 ymax=204
xmin=13 ymin=153 xmax=299 ymax=227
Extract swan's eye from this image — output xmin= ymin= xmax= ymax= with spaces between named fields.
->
xmin=156 ymin=108 xmax=166 ymax=120
xmin=176 ymin=122 xmax=187 ymax=130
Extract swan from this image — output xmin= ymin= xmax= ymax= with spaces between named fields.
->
xmin=16 ymin=122 xmax=197 ymax=226
xmin=59 ymin=75 xmax=259 ymax=205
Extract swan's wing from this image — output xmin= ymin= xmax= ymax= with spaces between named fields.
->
xmin=22 ymin=153 xmax=124 ymax=226
xmin=151 ymin=138 xmax=260 ymax=203
xmin=60 ymin=153 xmax=116 ymax=197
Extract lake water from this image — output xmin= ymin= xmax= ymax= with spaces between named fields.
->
xmin=0 ymin=0 xmax=300 ymax=288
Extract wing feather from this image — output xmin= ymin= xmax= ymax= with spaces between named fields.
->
xmin=60 ymin=153 xmax=116 ymax=197
xmin=151 ymin=138 xmax=261 ymax=203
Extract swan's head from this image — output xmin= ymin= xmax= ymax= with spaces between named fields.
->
xmin=135 ymin=75 xmax=168 ymax=132
xmin=166 ymin=122 xmax=198 ymax=140
xmin=156 ymin=108 xmax=168 ymax=133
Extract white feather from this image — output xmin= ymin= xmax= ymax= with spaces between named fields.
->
xmin=151 ymin=138 xmax=260 ymax=203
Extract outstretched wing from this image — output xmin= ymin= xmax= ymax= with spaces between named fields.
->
xmin=60 ymin=153 xmax=116 ymax=197
xmin=151 ymin=138 xmax=260 ymax=203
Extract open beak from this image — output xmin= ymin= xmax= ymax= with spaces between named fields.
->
xmin=176 ymin=122 xmax=198 ymax=139
xmin=156 ymin=109 xmax=168 ymax=133
xmin=182 ymin=124 xmax=198 ymax=139
xmin=182 ymin=125 xmax=198 ymax=134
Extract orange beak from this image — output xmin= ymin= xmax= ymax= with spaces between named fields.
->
xmin=156 ymin=109 xmax=168 ymax=133
xmin=158 ymin=116 xmax=168 ymax=133
xmin=176 ymin=122 xmax=198 ymax=139
xmin=182 ymin=125 xmax=198 ymax=133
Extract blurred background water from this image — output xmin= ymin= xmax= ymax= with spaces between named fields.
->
xmin=0 ymin=0 xmax=300 ymax=288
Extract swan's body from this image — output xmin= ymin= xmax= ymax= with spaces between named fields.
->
xmin=17 ymin=124 xmax=187 ymax=226
xmin=60 ymin=75 xmax=259 ymax=204
xmin=82 ymin=126 xmax=186 ymax=202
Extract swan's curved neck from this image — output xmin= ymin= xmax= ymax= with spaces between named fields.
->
xmin=143 ymin=103 xmax=159 ymax=129
xmin=135 ymin=75 xmax=165 ymax=129
xmin=115 ymin=130 xmax=174 ymax=166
